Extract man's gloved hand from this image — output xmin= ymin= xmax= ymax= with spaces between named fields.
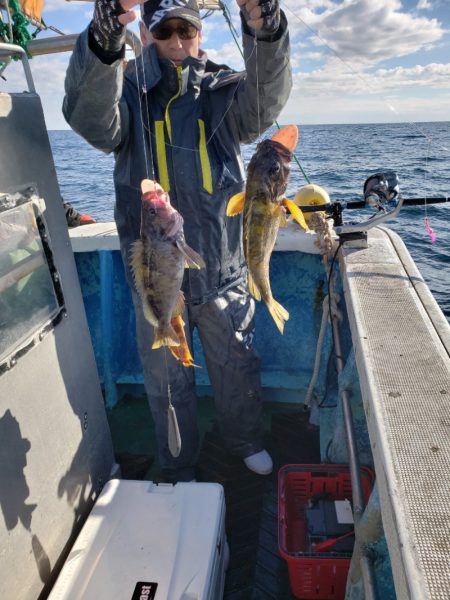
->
xmin=90 ymin=0 xmax=127 ymax=52
xmin=237 ymin=0 xmax=280 ymax=38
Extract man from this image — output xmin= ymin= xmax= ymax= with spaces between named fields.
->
xmin=63 ymin=0 xmax=292 ymax=482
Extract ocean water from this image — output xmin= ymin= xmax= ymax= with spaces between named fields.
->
xmin=49 ymin=121 xmax=449 ymax=319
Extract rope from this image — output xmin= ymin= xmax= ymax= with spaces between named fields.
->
xmin=0 ymin=0 xmax=43 ymax=57
xmin=4 ymin=0 xmax=32 ymax=55
xmin=304 ymin=212 xmax=340 ymax=408
xmin=0 ymin=0 xmax=13 ymax=43
xmin=304 ymin=295 xmax=329 ymax=407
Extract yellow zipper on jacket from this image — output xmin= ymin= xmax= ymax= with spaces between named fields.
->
xmin=155 ymin=120 xmax=170 ymax=192
xmin=198 ymin=118 xmax=213 ymax=194
xmin=164 ymin=66 xmax=183 ymax=144
xmin=156 ymin=65 xmax=213 ymax=195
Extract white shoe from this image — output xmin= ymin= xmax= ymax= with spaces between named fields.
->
xmin=243 ymin=450 xmax=273 ymax=475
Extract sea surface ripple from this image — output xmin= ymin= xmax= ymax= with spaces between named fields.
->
xmin=49 ymin=121 xmax=449 ymax=320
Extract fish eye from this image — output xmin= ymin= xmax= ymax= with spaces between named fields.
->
xmin=271 ymin=163 xmax=281 ymax=174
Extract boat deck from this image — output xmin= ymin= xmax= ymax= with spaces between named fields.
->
xmin=107 ymin=396 xmax=321 ymax=600
xmin=341 ymin=227 xmax=450 ymax=599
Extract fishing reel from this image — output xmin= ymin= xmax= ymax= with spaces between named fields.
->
xmin=363 ymin=172 xmax=400 ymax=210
xmin=293 ymin=172 xmax=404 ymax=247
xmin=332 ymin=171 xmax=404 ymax=246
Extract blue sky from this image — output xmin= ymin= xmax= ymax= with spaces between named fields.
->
xmin=1 ymin=0 xmax=449 ymax=128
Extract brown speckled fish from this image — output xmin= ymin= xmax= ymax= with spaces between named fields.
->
xmin=227 ymin=125 xmax=308 ymax=334
xmin=130 ymin=180 xmax=204 ymax=364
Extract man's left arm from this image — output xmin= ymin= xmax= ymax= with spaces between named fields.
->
xmin=230 ymin=0 xmax=292 ymax=143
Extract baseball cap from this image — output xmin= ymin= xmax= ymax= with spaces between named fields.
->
xmin=142 ymin=0 xmax=202 ymax=32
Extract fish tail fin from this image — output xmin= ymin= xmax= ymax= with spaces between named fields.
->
xmin=152 ymin=324 xmax=180 ymax=349
xmin=247 ymin=272 xmax=261 ymax=301
xmin=267 ymin=298 xmax=289 ymax=335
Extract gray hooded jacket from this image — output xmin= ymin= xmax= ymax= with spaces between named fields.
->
xmin=63 ymin=15 xmax=292 ymax=304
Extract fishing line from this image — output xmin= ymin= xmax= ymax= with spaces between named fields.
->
xmin=163 ymin=348 xmax=182 ymax=457
xmin=139 ymin=38 xmax=259 ymax=155
xmin=138 ymin=39 xmax=156 ymax=179
xmin=222 ymin=0 xmax=310 ymax=180
xmin=281 ymin=1 xmax=450 ymax=156
xmin=130 ymin=31 xmax=179 ymax=456
xmin=131 ymin=35 xmax=151 ymax=180
xmin=423 ymin=137 xmax=437 ymax=243
xmin=125 ymin=3 xmax=262 ymax=167
xmin=254 ymin=36 xmax=262 ymax=139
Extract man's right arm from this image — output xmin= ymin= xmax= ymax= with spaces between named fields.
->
xmin=63 ymin=0 xmax=141 ymax=153
xmin=63 ymin=28 xmax=127 ymax=153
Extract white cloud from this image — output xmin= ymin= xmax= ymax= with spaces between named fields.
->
xmin=280 ymin=56 xmax=450 ymax=124
xmin=417 ymin=0 xmax=432 ymax=9
xmin=1 ymin=0 xmax=448 ymax=128
xmin=374 ymin=62 xmax=450 ymax=90
xmin=291 ymin=60 xmax=450 ymax=99
xmin=280 ymin=90 xmax=450 ymax=125
xmin=302 ymin=52 xmax=323 ymax=61
xmin=203 ymin=40 xmax=243 ymax=70
xmin=284 ymin=0 xmax=444 ymax=67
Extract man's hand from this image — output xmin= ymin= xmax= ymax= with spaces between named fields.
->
xmin=237 ymin=0 xmax=280 ymax=36
xmin=90 ymin=0 xmax=145 ymax=52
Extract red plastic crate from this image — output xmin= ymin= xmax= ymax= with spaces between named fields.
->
xmin=278 ymin=464 xmax=375 ymax=600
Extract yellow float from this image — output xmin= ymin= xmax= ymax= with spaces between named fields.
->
xmin=293 ymin=184 xmax=331 ymax=222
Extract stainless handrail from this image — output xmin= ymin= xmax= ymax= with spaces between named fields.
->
xmin=0 ymin=43 xmax=36 ymax=92
xmin=65 ymin=0 xmax=223 ymax=9
xmin=27 ymin=29 xmax=142 ymax=57
xmin=329 ymin=268 xmax=378 ymax=600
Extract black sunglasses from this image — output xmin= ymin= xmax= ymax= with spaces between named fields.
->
xmin=152 ymin=22 xmax=198 ymax=41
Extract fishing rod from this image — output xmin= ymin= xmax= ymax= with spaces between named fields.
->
xmin=302 ymin=195 xmax=449 ymax=215
xmin=294 ymin=172 xmax=448 ymax=241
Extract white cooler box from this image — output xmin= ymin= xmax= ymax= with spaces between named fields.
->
xmin=48 ymin=479 xmax=227 ymax=600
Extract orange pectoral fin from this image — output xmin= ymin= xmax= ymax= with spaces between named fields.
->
xmin=226 ymin=192 xmax=246 ymax=216
xmin=271 ymin=125 xmax=299 ymax=153
xmin=281 ymin=198 xmax=309 ymax=231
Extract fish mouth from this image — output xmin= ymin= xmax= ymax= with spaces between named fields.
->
xmin=251 ymin=190 xmax=285 ymax=204
xmin=142 ymin=191 xmax=168 ymax=209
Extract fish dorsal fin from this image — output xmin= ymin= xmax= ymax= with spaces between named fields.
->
xmin=227 ymin=192 xmax=246 ymax=216
xmin=175 ymin=240 xmax=206 ymax=269
xmin=281 ymin=198 xmax=309 ymax=231
xmin=129 ymin=240 xmax=158 ymax=326
xmin=129 ymin=239 xmax=146 ymax=296
xmin=271 ymin=125 xmax=298 ymax=153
